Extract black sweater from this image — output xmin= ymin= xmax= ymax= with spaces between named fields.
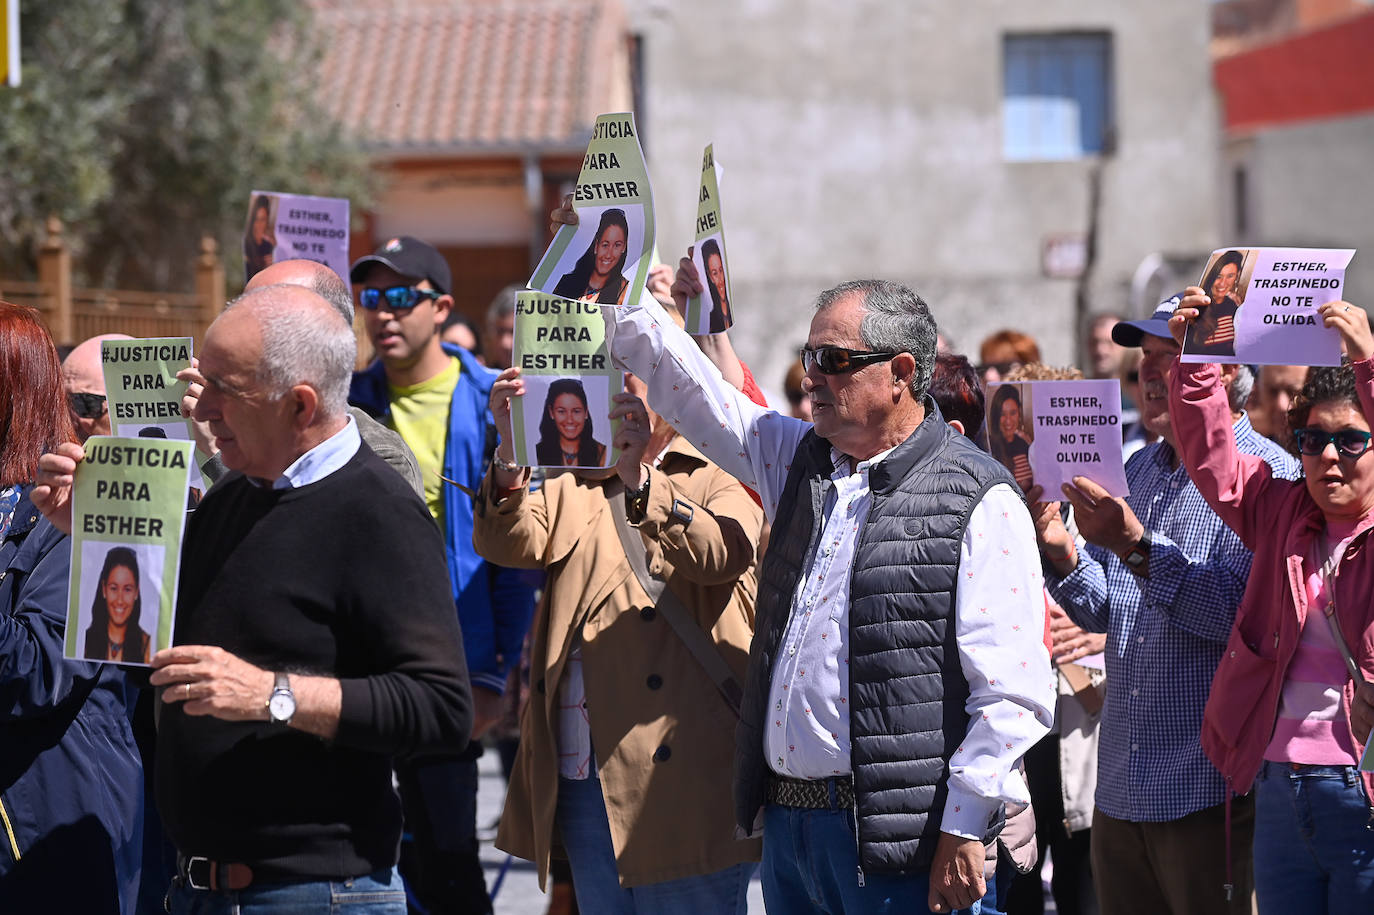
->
xmin=157 ymin=444 xmax=471 ymax=880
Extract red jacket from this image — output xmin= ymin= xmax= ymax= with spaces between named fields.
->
xmin=1170 ymin=356 xmax=1374 ymax=800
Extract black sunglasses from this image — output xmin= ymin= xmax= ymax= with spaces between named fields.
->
xmin=799 ymin=346 xmax=900 ymax=375
xmin=67 ymin=391 xmax=107 ymax=419
xmin=1293 ymin=427 xmax=1373 ymax=459
xmin=358 ymin=285 xmax=441 ymax=312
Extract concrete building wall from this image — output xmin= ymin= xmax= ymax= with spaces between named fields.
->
xmin=624 ymin=0 xmax=1220 ymax=390
xmin=1224 ymin=113 xmax=1374 ymax=302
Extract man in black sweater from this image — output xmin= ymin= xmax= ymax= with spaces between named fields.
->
xmin=35 ymin=284 xmax=472 ymax=912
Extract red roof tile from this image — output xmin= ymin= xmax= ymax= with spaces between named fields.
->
xmin=1214 ymin=8 xmax=1374 ymax=132
xmin=314 ymin=0 xmax=630 ymax=155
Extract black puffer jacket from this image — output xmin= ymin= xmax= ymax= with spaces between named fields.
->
xmin=735 ymin=403 xmax=1018 ymax=873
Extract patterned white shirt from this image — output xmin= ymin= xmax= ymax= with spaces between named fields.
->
xmin=604 ymin=293 xmax=1054 ymax=839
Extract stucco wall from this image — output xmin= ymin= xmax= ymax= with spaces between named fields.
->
xmin=623 ymin=0 xmax=1220 ymax=390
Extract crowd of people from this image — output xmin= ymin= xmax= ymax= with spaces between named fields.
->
xmin=0 ymin=199 xmax=1371 ymax=915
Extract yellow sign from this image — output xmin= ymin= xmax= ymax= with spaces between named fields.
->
xmin=0 ymin=0 xmax=18 ymax=89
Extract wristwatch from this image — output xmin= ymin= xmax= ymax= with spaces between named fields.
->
xmin=267 ymin=672 xmax=296 ymax=725
xmin=1121 ymin=534 xmax=1152 ymax=573
xmin=625 ymin=471 xmax=651 ymax=521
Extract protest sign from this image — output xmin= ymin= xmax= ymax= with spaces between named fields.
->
xmin=510 ymin=291 xmax=622 ymax=469
xmin=529 ymin=113 xmax=654 ymax=308
xmin=985 ymin=380 xmax=1128 ymax=497
xmin=243 ymin=190 xmax=350 ymax=285
xmin=685 ymin=144 xmax=733 ymax=334
xmin=65 ymin=436 xmax=193 ymax=667
xmin=1181 ymin=247 xmax=1357 ymax=366
xmin=1 ymin=0 xmax=19 ymax=88
xmin=101 ymin=337 xmax=205 ymax=493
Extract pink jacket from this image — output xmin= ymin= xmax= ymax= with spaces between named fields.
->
xmin=1169 ymin=357 xmax=1374 ymax=801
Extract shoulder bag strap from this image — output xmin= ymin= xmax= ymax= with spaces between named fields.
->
xmin=607 ymin=481 xmax=743 ymax=716
xmin=1317 ymin=531 xmax=1367 ymax=687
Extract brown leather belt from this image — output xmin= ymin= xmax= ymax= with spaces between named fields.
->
xmin=766 ymin=773 xmax=855 ymax=810
xmin=176 ymin=853 xmax=254 ymax=891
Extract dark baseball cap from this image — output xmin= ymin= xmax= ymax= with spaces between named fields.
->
xmin=350 ymin=236 xmax=451 ymax=295
xmin=1112 ymin=292 xmax=1184 ymax=347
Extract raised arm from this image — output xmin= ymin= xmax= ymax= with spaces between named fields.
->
xmin=602 ymin=288 xmax=807 ymax=522
xmin=1166 ymin=288 xmax=1282 ymax=548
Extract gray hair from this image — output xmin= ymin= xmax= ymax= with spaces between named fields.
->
xmin=307 ymin=268 xmax=355 ymax=325
xmin=486 ymin=283 xmax=521 ymax=322
xmin=1229 ymin=363 xmax=1255 ymax=413
xmin=815 ymin=279 xmax=937 ymax=401
xmin=223 ymin=285 xmax=356 ymax=421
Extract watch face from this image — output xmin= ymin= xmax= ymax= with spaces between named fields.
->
xmin=269 ymin=691 xmax=296 ymax=721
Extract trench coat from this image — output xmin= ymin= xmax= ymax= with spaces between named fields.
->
xmin=473 ymin=438 xmax=763 ymax=888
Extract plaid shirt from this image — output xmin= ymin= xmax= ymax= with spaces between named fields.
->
xmin=1047 ymin=414 xmax=1298 ymax=821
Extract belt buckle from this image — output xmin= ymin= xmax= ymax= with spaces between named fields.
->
xmin=185 ymin=856 xmax=212 ymax=891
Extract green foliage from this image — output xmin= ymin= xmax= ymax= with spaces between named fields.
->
xmin=0 ymin=0 xmax=371 ymax=290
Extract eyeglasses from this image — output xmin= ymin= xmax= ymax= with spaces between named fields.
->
xmin=1293 ymin=427 xmax=1373 ymax=459
xmin=358 ymin=285 xmax=441 ymax=312
xmin=799 ymin=346 xmax=900 ymax=375
xmin=67 ymin=392 xmax=107 ymax=419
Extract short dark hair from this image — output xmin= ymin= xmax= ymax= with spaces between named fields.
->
xmin=928 ymin=353 xmax=984 ymax=436
xmin=1288 ymin=365 xmax=1359 ymax=431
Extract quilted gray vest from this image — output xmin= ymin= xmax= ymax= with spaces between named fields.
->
xmin=734 ymin=401 xmax=1018 ymax=873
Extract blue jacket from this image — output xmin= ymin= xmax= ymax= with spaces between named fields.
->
xmin=350 ymin=343 xmax=536 ymax=693
xmin=0 ymin=489 xmax=143 ymax=913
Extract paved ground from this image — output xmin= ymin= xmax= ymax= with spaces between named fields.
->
xmin=476 ymin=748 xmax=1057 ymax=914
xmin=476 ymin=747 xmax=767 ymax=914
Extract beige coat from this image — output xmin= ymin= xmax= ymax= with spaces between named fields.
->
xmin=472 ymin=439 xmax=763 ymax=888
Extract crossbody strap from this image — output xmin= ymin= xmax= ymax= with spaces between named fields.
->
xmin=607 ymin=481 xmax=743 ymax=716
xmin=1317 ymin=532 xmax=1367 ymax=687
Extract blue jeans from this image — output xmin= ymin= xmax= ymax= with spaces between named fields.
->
xmin=762 ymin=803 xmax=981 ymax=914
xmin=1254 ymin=761 xmax=1374 ymax=913
xmin=167 ymin=867 xmax=406 ymax=914
xmin=555 ymin=774 xmax=755 ymax=914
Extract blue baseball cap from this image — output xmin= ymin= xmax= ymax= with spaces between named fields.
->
xmin=1112 ymin=292 xmax=1184 ymax=347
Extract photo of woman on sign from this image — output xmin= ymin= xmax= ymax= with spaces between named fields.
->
xmin=83 ymin=546 xmax=153 ymax=665
xmin=988 ymin=383 xmax=1034 ymax=491
xmin=553 ymin=209 xmax=631 ymax=306
xmin=1187 ymin=249 xmax=1249 ymax=358
xmin=243 ymin=194 xmax=278 ymax=284
xmin=701 ymin=237 xmax=732 ymax=333
xmin=535 ymin=378 xmax=607 ymax=468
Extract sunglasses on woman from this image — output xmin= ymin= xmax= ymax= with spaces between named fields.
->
xmin=358 ymin=285 xmax=441 ymax=312
xmin=799 ymin=346 xmax=900 ymax=375
xmin=1292 ymin=426 xmax=1373 ymax=459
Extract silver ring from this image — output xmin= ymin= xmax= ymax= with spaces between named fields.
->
xmin=1345 ymin=305 xmax=1352 ymax=312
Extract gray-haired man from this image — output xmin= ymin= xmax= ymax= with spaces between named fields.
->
xmin=603 ymin=275 xmax=1055 ymax=914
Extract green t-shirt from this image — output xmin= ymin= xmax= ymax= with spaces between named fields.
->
xmin=388 ymin=357 xmax=460 ymax=526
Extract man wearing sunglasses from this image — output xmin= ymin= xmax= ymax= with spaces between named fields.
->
xmin=1026 ymin=294 xmax=1299 ymax=915
xmin=348 ymin=236 xmax=535 ymax=915
xmin=61 ymin=332 xmax=133 ymax=442
xmin=604 ymin=272 xmax=1055 ymax=914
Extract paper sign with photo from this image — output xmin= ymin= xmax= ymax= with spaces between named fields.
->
xmin=244 ymin=190 xmax=350 ymax=286
xmin=985 ymin=380 xmax=1128 ymax=497
xmin=65 ymin=436 xmax=194 ymax=667
xmin=685 ymin=144 xmax=733 ymax=335
xmin=1181 ymin=247 xmax=1357 ymax=366
xmin=101 ymin=337 xmax=205 ymax=493
xmin=511 ymin=291 xmax=623 ymax=469
xmin=529 ymin=113 xmax=654 ymax=309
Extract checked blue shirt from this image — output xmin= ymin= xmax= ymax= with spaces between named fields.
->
xmin=1047 ymin=413 xmax=1298 ymax=822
